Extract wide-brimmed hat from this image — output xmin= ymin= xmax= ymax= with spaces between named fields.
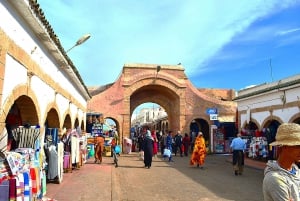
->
xmin=270 ymin=123 xmax=300 ymax=146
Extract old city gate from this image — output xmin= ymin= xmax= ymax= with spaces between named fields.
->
xmin=87 ymin=63 xmax=236 ymax=146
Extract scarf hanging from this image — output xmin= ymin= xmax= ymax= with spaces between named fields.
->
xmin=12 ymin=128 xmax=40 ymax=149
xmin=9 ymin=178 xmax=16 ymax=201
xmin=17 ymin=173 xmax=25 ymax=201
xmin=30 ymin=167 xmax=37 ymax=195
xmin=15 ymin=176 xmax=22 ymax=201
xmin=23 ymin=171 xmax=30 ymax=201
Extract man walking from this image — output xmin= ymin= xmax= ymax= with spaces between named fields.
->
xmin=230 ymin=133 xmax=246 ymax=175
xmin=174 ymin=131 xmax=183 ymax=157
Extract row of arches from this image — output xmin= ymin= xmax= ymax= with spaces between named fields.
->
xmin=4 ymin=94 xmax=84 ymax=150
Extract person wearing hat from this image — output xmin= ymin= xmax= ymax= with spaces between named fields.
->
xmin=190 ymin=131 xmax=206 ymax=169
xmin=230 ymin=133 xmax=246 ymax=175
xmin=263 ymin=123 xmax=300 ymax=201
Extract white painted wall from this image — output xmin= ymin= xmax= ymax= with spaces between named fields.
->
xmin=0 ymin=1 xmax=88 ymax=127
xmin=237 ymin=78 xmax=300 ymax=129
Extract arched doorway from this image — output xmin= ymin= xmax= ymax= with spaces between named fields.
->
xmin=63 ymin=114 xmax=72 ymax=129
xmin=263 ymin=120 xmax=280 ymax=160
xmin=5 ymin=96 xmax=39 ymax=151
xmin=130 ymin=84 xmax=181 ymax=135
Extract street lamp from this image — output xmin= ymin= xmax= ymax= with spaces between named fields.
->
xmin=66 ymin=33 xmax=91 ymax=53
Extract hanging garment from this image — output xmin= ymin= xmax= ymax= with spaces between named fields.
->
xmin=30 ymin=167 xmax=37 ymax=196
xmin=45 ymin=145 xmax=58 ymax=180
xmin=12 ymin=127 xmax=40 ymax=148
xmin=23 ymin=171 xmax=30 ymax=201
xmin=71 ymin=135 xmax=80 ymax=164
xmin=9 ymin=178 xmax=17 ymax=201
xmin=17 ymin=173 xmax=24 ymax=201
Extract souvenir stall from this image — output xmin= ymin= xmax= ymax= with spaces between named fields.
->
xmin=210 ymin=122 xmax=236 ymax=153
xmin=248 ymin=137 xmax=268 ymax=160
xmin=61 ymin=129 xmax=81 ymax=173
xmin=241 ymin=124 xmax=278 ymax=161
xmin=0 ymin=126 xmax=48 ymax=201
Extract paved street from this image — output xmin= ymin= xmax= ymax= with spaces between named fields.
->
xmin=45 ymin=152 xmax=264 ymax=201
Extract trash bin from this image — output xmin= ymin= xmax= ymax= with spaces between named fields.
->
xmin=123 ymin=137 xmax=132 ymax=154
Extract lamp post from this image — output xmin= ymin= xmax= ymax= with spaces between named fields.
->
xmin=66 ymin=33 xmax=91 ymax=53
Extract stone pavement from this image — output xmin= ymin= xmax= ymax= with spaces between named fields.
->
xmin=44 ymin=152 xmax=266 ymax=201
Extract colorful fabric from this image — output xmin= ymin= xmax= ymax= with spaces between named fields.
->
xmin=9 ymin=178 xmax=16 ymax=201
xmin=42 ymin=170 xmax=46 ymax=196
xmin=12 ymin=127 xmax=40 ymax=149
xmin=34 ymin=167 xmax=40 ymax=196
xmin=151 ymin=131 xmax=158 ymax=155
xmin=190 ymin=135 xmax=206 ymax=166
xmin=30 ymin=168 xmax=37 ymax=195
xmin=23 ymin=171 xmax=30 ymax=201
xmin=17 ymin=173 xmax=24 ymax=201
xmin=15 ymin=176 xmax=22 ymax=201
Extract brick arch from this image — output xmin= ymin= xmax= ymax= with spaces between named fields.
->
xmin=88 ymin=64 xmax=236 ymax=146
xmin=129 ymin=84 xmax=181 ymax=131
xmin=1 ymin=84 xmax=41 ymax=126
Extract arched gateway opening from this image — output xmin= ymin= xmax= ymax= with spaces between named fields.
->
xmin=88 ymin=64 xmax=236 ymax=152
xmin=130 ymin=85 xmax=180 ymax=133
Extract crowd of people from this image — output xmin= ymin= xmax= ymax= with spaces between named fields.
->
xmin=129 ymin=123 xmax=300 ymax=201
xmin=131 ymin=128 xmax=207 ymax=169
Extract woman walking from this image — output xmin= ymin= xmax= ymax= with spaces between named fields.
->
xmin=190 ymin=132 xmax=206 ymax=169
xmin=151 ymin=130 xmax=158 ymax=158
xmin=182 ymin=133 xmax=190 ymax=156
xmin=143 ymin=130 xmax=154 ymax=168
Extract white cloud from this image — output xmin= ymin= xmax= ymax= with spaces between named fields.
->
xmin=276 ymin=28 xmax=300 ymax=36
xmin=38 ymin=0 xmax=300 ymax=87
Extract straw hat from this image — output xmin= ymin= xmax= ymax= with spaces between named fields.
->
xmin=270 ymin=123 xmax=300 ymax=146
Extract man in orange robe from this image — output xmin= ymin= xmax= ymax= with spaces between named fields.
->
xmin=94 ymin=136 xmax=105 ymax=164
xmin=190 ymin=132 xmax=207 ymax=169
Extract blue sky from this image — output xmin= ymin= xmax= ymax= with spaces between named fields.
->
xmin=38 ymin=0 xmax=300 ymax=91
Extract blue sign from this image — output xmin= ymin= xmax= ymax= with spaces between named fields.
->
xmin=206 ymin=108 xmax=218 ymax=115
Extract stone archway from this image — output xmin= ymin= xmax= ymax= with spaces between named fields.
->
xmin=88 ymin=64 xmax=237 ymax=145
xmin=130 ymin=84 xmax=181 ymax=133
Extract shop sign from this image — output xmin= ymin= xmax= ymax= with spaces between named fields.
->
xmin=206 ymin=108 xmax=218 ymax=115
xmin=210 ymin=114 xmax=218 ymax=120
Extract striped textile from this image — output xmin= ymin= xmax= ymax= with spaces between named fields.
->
xmin=23 ymin=171 xmax=30 ymax=201
xmin=9 ymin=178 xmax=16 ymax=201
xmin=0 ymin=127 xmax=8 ymax=153
xmin=12 ymin=128 xmax=40 ymax=148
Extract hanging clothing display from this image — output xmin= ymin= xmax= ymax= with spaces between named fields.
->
xmin=12 ymin=127 xmax=40 ymax=149
xmin=44 ymin=145 xmax=58 ymax=180
xmin=71 ymin=135 xmax=80 ymax=164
